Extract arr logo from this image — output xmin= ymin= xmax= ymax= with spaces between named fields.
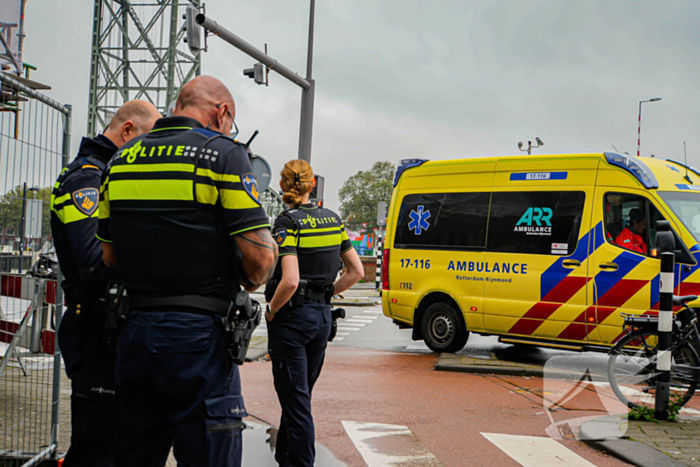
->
xmin=516 ymin=207 xmax=553 ymax=227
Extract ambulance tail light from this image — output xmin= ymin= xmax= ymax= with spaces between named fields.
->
xmin=382 ymin=249 xmax=390 ymax=290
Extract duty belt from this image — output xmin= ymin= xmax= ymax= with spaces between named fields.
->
xmin=130 ymin=294 xmax=231 ymax=317
xmin=305 ymin=288 xmax=328 ymax=301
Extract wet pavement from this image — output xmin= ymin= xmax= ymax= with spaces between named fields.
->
xmin=163 ymin=418 xmax=347 ymax=466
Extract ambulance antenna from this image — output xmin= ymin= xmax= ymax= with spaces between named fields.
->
xmin=245 ymin=130 xmax=259 ymax=149
xmin=612 ymin=144 xmax=619 ymax=152
xmin=684 ymin=142 xmax=692 ymax=184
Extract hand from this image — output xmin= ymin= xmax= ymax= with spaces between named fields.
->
xmin=265 ymin=310 xmax=276 ymax=322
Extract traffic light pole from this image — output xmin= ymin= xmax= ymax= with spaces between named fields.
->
xmin=195 ymin=1 xmax=316 ymax=162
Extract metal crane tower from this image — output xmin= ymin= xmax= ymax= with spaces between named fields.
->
xmin=86 ymin=0 xmax=200 ymax=137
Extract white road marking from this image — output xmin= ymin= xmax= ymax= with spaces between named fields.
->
xmin=342 ymin=421 xmax=443 ymax=467
xmin=481 ymin=433 xmax=596 ymax=467
xmin=345 ymin=319 xmax=370 ymax=325
xmin=332 ymin=337 xmax=344 ymax=341
xmin=363 ymin=310 xmax=383 ymax=314
xmin=337 ymin=326 xmax=362 ymax=332
xmin=335 ymin=332 xmax=351 ymax=336
xmin=591 ymin=382 xmax=700 ymax=415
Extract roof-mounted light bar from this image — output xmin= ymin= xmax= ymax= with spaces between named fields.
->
xmin=393 ymin=159 xmax=428 ymax=187
xmin=666 ymin=159 xmax=700 ymax=179
xmin=604 ymin=152 xmax=659 ymax=189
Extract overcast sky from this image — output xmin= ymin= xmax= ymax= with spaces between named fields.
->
xmin=20 ymin=0 xmax=700 ymax=211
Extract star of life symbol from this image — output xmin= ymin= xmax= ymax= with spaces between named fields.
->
xmin=408 ymin=205 xmax=431 ymax=235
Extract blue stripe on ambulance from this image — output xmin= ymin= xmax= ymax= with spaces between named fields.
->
xmin=593 ymin=251 xmax=645 ymax=299
xmin=540 ymin=222 xmax=604 ymax=300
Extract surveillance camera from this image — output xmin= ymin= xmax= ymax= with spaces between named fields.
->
xmin=518 ymin=142 xmax=523 ymax=149
xmin=536 ymin=137 xmax=543 ymax=145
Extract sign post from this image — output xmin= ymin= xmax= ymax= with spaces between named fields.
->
xmin=655 ymin=251 xmax=674 ymax=420
xmin=376 ymin=201 xmax=387 ymax=290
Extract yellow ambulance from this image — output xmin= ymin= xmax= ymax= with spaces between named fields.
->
xmin=381 ymin=152 xmax=700 ymax=353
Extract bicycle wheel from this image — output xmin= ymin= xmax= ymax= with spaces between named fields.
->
xmin=607 ymin=329 xmax=699 ymax=410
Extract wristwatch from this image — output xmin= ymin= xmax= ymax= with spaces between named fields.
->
xmin=266 ymin=304 xmax=277 ymax=314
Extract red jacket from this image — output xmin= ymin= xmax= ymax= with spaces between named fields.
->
xmin=615 ymin=228 xmax=647 ymax=254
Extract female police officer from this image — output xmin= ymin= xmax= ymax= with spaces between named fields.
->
xmin=266 ymin=160 xmax=363 ymax=467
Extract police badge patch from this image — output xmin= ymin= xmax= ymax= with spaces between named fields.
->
xmin=72 ymin=188 xmax=99 ymax=216
xmin=274 ymin=228 xmax=287 ymax=246
xmin=241 ymin=173 xmax=261 ymax=203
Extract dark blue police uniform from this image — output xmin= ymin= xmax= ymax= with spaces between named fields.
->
xmin=97 ymin=116 xmax=270 ymax=467
xmin=268 ymin=204 xmax=353 ymax=467
xmin=50 ymin=134 xmax=118 ymax=467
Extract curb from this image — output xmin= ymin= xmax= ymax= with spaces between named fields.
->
xmin=330 ymin=300 xmax=379 ymax=307
xmin=434 ymin=353 xmax=597 ymax=379
xmin=245 ymin=346 xmax=268 ymax=362
xmin=580 ymin=415 xmax=687 ymax=467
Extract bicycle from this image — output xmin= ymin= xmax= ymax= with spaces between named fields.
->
xmin=607 ymin=295 xmax=700 ymax=410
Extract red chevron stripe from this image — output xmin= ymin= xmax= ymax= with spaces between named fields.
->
xmin=557 ymin=323 xmax=594 ymax=341
xmin=597 ymin=279 xmax=647 ymax=307
xmin=542 ymin=276 xmax=590 ymax=303
xmin=522 ymin=302 xmax=561 ymax=319
xmin=508 ymin=275 xmax=590 ymax=335
xmin=508 ymin=318 xmax=544 ymax=336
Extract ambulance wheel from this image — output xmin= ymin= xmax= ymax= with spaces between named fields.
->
xmin=421 ymin=302 xmax=469 ymax=353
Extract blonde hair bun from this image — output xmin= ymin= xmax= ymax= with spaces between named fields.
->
xmin=280 ymin=160 xmax=314 ymax=208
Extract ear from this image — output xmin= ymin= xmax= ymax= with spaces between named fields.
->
xmin=121 ymin=120 xmax=138 ymax=143
xmin=279 ymin=179 xmax=285 ymax=192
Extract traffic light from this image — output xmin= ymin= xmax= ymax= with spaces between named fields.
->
xmin=243 ymin=63 xmax=266 ymax=85
xmin=309 ymin=175 xmax=325 ymax=206
xmin=183 ymin=5 xmax=204 ymax=55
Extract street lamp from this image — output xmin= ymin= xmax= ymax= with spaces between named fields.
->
xmin=18 ymin=182 xmax=39 ymax=274
xmin=637 ymin=97 xmax=661 ymax=157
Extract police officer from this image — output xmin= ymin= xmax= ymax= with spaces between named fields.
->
xmin=50 ymin=100 xmax=162 ymax=467
xmin=266 ymin=160 xmax=364 ymax=467
xmin=97 ymin=75 xmax=278 ymax=467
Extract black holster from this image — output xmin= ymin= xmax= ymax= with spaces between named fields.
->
xmin=104 ymin=283 xmax=129 ymax=352
xmin=223 ymin=290 xmax=262 ymax=365
xmin=328 ymin=307 xmax=346 ymax=342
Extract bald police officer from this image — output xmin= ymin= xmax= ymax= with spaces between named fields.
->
xmin=97 ymin=76 xmax=278 ymax=467
xmin=51 ymin=100 xmax=162 ymax=467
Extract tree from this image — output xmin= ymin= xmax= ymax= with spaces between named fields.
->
xmin=0 ymin=185 xmax=53 ymax=247
xmin=339 ymin=161 xmax=395 ymax=234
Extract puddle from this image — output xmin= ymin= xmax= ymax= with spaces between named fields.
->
xmin=165 ymin=419 xmax=346 ymax=466
xmin=242 ymin=420 xmax=347 ymax=466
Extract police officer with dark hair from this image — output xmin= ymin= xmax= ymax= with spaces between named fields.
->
xmin=50 ymin=99 xmax=161 ymax=467
xmin=266 ymin=159 xmax=364 ymax=467
xmin=97 ymin=75 xmax=278 ymax=467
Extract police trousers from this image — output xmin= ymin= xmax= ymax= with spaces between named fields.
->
xmin=58 ymin=298 xmax=117 ymax=467
xmin=267 ymin=300 xmax=332 ymax=467
xmin=113 ymin=310 xmax=246 ymax=467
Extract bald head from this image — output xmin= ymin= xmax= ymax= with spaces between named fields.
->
xmin=174 ymin=75 xmax=236 ymax=136
xmin=104 ymin=100 xmax=162 ymax=148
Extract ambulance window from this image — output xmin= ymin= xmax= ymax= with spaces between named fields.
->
xmin=487 ymin=191 xmax=585 ymax=255
xmin=394 ymin=192 xmax=490 ymax=250
xmin=604 ymin=193 xmax=649 ymax=254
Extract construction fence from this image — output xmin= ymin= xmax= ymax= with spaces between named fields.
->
xmin=0 ymin=71 xmax=70 ymax=466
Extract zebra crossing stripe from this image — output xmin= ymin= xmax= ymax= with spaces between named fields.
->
xmin=343 ymin=421 xmax=443 ymax=467
xmin=481 ymin=433 xmax=596 ymax=467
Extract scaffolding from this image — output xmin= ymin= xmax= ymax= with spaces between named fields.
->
xmin=86 ymin=0 xmax=201 ymax=137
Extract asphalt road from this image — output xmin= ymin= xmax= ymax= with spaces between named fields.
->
xmin=242 ymin=304 xmax=638 ymax=466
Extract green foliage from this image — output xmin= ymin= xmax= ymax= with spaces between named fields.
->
xmin=628 ymin=404 xmax=657 ymax=422
xmin=0 ymin=185 xmax=52 ymax=244
xmin=666 ymin=392 xmax=684 ymax=422
xmin=338 ymin=161 xmax=395 ymax=234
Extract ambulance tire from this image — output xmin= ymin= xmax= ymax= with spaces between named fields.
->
xmin=421 ymin=302 xmax=469 ymax=353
